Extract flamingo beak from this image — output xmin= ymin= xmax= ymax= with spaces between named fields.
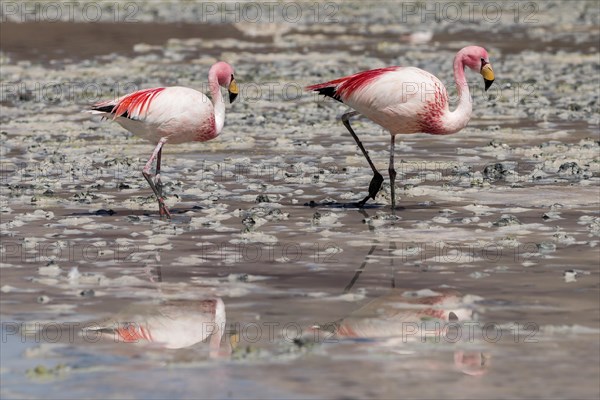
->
xmin=228 ymin=78 xmax=239 ymax=103
xmin=480 ymin=63 xmax=495 ymax=91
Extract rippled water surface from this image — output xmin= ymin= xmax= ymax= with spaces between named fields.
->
xmin=1 ymin=1 xmax=599 ymax=399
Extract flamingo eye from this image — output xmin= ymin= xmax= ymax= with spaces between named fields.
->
xmin=480 ymin=58 xmax=489 ymax=71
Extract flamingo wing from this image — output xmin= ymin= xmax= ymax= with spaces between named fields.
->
xmin=308 ymin=67 xmax=449 ymax=134
xmin=306 ymin=67 xmax=400 ymax=103
xmin=91 ymin=87 xmax=166 ymax=120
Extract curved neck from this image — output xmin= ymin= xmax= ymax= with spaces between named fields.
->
xmin=443 ymin=55 xmax=473 ymax=134
xmin=209 ymin=75 xmax=225 ymax=134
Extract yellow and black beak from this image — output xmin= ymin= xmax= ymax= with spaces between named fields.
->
xmin=480 ymin=61 xmax=495 ymax=91
xmin=228 ymin=75 xmax=239 ymax=103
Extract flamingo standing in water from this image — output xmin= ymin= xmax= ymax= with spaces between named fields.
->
xmin=90 ymin=62 xmax=239 ymax=218
xmin=306 ymin=46 xmax=495 ymax=210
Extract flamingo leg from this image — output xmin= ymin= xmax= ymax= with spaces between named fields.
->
xmin=155 ymin=146 xmax=163 ymax=197
xmin=388 ymin=134 xmax=397 ymax=212
xmin=142 ymin=138 xmax=171 ymax=218
xmin=341 ymin=111 xmax=384 ymax=207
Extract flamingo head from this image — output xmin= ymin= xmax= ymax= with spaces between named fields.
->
xmin=211 ymin=61 xmax=239 ymax=103
xmin=460 ymin=46 xmax=495 ymax=91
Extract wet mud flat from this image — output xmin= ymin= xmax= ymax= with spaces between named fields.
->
xmin=1 ymin=1 xmax=600 ymax=399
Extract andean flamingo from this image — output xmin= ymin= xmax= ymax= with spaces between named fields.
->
xmin=306 ymin=46 xmax=495 ymax=210
xmin=90 ymin=61 xmax=239 ymax=218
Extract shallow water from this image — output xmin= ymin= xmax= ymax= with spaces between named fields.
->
xmin=1 ymin=1 xmax=599 ymax=399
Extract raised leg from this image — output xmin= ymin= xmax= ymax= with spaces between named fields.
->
xmin=388 ymin=134 xmax=397 ymax=212
xmin=341 ymin=111 xmax=384 ymax=207
xmin=142 ymin=138 xmax=171 ymax=218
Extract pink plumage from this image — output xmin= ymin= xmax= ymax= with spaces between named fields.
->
xmin=84 ymin=298 xmax=228 ymax=357
xmin=90 ymin=62 xmax=239 ymax=218
xmin=316 ymin=289 xmax=489 ymax=376
xmin=306 ymin=46 xmax=495 ymax=210
xmin=306 ymin=66 xmax=399 ymax=100
xmin=94 ymin=87 xmax=167 ymax=121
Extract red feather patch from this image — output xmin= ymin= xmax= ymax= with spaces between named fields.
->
xmin=111 ymin=87 xmax=166 ymax=119
xmin=417 ymin=82 xmax=448 ymax=134
xmin=307 ymin=67 xmax=399 ymax=101
xmin=116 ymin=324 xmax=152 ymax=342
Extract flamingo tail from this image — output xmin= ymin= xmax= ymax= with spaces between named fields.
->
xmin=90 ymin=104 xmax=130 ymax=118
xmin=305 ymin=80 xmax=346 ymax=103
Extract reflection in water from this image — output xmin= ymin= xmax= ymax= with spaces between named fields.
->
xmin=454 ymin=350 xmax=490 ymax=377
xmin=84 ymin=298 xmax=227 ymax=357
xmin=333 ymin=289 xmax=474 ymax=338
xmin=319 ymin=215 xmax=491 ymax=376
xmin=317 ymin=289 xmax=490 ymax=376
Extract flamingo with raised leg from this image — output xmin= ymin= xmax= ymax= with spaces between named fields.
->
xmin=306 ymin=46 xmax=495 ymax=210
xmin=90 ymin=61 xmax=239 ymax=218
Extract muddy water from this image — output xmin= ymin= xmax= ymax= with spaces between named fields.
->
xmin=0 ymin=21 xmax=266 ymax=64
xmin=1 ymin=1 xmax=599 ymax=399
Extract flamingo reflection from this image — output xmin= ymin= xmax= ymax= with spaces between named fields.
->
xmin=84 ymin=298 xmax=228 ymax=357
xmin=315 ymin=289 xmax=489 ymax=376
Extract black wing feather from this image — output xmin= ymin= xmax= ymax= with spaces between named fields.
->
xmin=91 ymin=105 xmax=129 ymax=118
xmin=314 ymin=87 xmax=344 ymax=103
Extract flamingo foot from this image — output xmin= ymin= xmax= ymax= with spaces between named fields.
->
xmin=158 ymin=198 xmax=171 ymax=219
xmin=357 ymin=195 xmax=371 ymax=208
xmin=368 ymin=172 xmax=384 ymax=200
xmin=356 ymin=172 xmax=384 ymax=208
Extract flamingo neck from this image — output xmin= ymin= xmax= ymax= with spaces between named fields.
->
xmin=443 ymin=55 xmax=473 ymax=134
xmin=209 ymin=75 xmax=225 ymax=135
xmin=209 ymin=298 xmax=226 ymax=358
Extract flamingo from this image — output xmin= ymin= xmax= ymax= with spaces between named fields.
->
xmin=90 ymin=61 xmax=239 ymax=218
xmin=306 ymin=46 xmax=495 ymax=210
